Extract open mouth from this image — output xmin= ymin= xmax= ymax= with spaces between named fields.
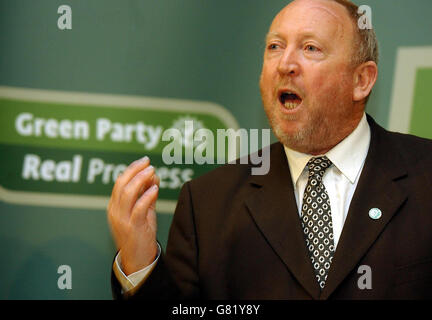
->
xmin=279 ymin=91 xmax=302 ymax=110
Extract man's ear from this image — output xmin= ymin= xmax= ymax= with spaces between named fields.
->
xmin=353 ymin=61 xmax=378 ymax=102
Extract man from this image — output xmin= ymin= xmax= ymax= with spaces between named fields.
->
xmin=108 ymin=0 xmax=432 ymax=299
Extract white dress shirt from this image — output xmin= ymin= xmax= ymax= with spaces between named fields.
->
xmin=284 ymin=113 xmax=370 ymax=248
xmin=113 ymin=244 xmax=161 ymax=294
xmin=114 ymin=113 xmax=371 ymax=292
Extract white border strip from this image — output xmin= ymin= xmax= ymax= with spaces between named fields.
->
xmin=0 ymin=85 xmax=239 ymax=130
xmin=388 ymin=46 xmax=432 ymax=133
xmin=0 ymin=186 xmax=176 ymax=212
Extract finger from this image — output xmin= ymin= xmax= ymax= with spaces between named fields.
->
xmin=152 ymin=174 xmax=160 ymax=188
xmin=108 ymin=158 xmax=151 ymax=227
xmin=120 ymin=165 xmax=156 ymax=213
xmin=146 ymin=206 xmax=157 ymax=234
xmin=136 ymin=173 xmax=160 ymax=200
xmin=130 ymin=184 xmax=159 ymax=226
xmin=112 ymin=156 xmax=150 ymax=198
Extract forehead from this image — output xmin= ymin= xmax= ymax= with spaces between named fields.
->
xmin=268 ymin=0 xmax=353 ymax=42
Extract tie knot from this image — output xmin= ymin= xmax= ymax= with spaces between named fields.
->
xmin=307 ymin=156 xmax=332 ymax=177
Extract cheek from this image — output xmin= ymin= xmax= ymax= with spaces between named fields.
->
xmin=260 ymin=60 xmax=278 ymax=84
xmin=307 ymin=68 xmax=352 ymax=102
xmin=260 ymin=71 xmax=275 ymax=99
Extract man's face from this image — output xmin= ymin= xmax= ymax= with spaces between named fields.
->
xmin=260 ymin=0 xmax=361 ymax=155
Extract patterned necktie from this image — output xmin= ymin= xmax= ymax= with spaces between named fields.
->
xmin=301 ymin=156 xmax=335 ymax=290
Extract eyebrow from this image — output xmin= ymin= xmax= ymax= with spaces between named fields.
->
xmin=265 ymin=31 xmax=282 ymax=42
xmin=265 ymin=30 xmax=325 ymax=43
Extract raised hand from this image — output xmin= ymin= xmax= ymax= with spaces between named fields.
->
xmin=107 ymin=156 xmax=160 ymax=275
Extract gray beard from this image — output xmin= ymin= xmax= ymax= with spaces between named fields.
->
xmin=264 ymin=105 xmax=333 ymax=154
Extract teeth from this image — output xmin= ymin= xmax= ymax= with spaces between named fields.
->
xmin=279 ymin=91 xmax=301 ymax=109
xmin=284 ymin=101 xmax=298 ymax=109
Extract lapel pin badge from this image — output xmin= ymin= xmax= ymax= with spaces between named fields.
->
xmin=369 ymin=208 xmax=382 ymax=220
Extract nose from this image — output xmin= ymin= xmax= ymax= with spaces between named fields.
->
xmin=277 ymin=47 xmax=300 ymax=76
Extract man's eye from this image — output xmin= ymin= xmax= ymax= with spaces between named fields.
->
xmin=305 ymin=45 xmax=319 ymax=52
xmin=268 ymin=43 xmax=279 ymax=50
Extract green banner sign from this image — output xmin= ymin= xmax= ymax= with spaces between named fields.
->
xmin=0 ymin=86 xmax=239 ymax=212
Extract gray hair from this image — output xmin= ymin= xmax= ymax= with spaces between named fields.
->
xmin=329 ymin=0 xmax=379 ymax=66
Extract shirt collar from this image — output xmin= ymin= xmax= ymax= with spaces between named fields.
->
xmin=284 ymin=113 xmax=371 ymax=185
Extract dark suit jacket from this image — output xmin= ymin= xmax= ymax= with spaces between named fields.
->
xmin=112 ymin=115 xmax=432 ymax=299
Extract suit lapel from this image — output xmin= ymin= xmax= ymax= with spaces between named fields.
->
xmin=245 ymin=143 xmax=321 ymax=299
xmin=320 ymin=116 xmax=408 ymax=299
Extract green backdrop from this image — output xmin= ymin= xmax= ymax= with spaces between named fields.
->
xmin=1 ymin=0 xmax=431 ymax=299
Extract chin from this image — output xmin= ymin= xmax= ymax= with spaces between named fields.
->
xmin=272 ymin=121 xmax=308 ymax=149
xmin=264 ymin=102 xmax=311 ymax=148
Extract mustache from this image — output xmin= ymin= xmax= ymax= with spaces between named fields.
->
xmin=274 ymin=81 xmax=304 ymax=96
